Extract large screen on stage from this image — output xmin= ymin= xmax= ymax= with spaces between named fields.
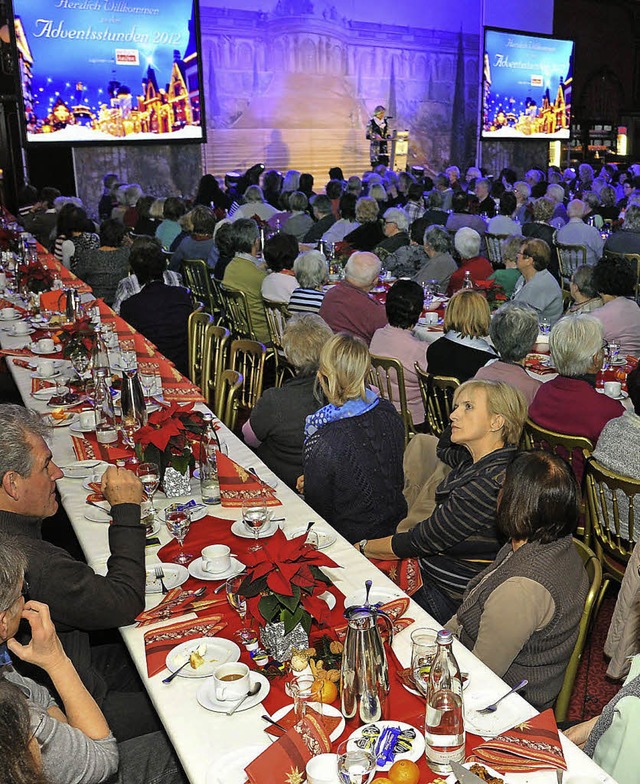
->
xmin=12 ymin=0 xmax=204 ymax=144
xmin=482 ymin=28 xmax=574 ymax=141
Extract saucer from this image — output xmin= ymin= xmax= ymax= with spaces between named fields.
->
xmin=188 ymin=556 xmax=245 ymax=581
xmin=288 ymin=527 xmax=337 ymax=550
xmin=205 ymin=745 xmax=269 ymax=784
xmin=231 ymin=518 xmax=278 ymax=540
xmin=10 ymin=326 xmax=34 ymax=336
xmin=165 ymin=636 xmax=240 ymax=678
xmin=32 ymin=385 xmax=68 ymax=401
xmin=161 ymin=504 xmax=207 ymax=523
xmin=71 ymin=423 xmax=97 ymax=435
xmin=31 ymin=370 xmax=62 ymax=380
xmin=144 ymin=563 xmax=189 ymax=594
xmin=84 ymin=505 xmax=111 ymax=523
xmin=62 ymin=460 xmax=108 ymax=479
xmin=31 ymin=344 xmax=61 ymax=355
xmin=197 ymin=671 xmax=270 ymax=714
xmin=0 ymin=312 xmax=21 ymax=321
xmin=43 ymin=413 xmax=76 ymax=428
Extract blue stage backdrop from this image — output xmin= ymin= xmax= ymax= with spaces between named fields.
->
xmin=482 ymin=29 xmax=574 ymax=140
xmin=13 ymin=0 xmax=204 ymax=143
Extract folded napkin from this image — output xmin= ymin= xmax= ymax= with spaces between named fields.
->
xmin=245 ymin=725 xmax=331 ymax=784
xmin=2 ymin=349 xmax=35 ymax=360
xmin=471 ymin=708 xmax=566 ymax=773
xmin=39 ymin=290 xmax=67 ymax=312
xmin=71 ymin=433 xmax=132 ymax=463
xmin=162 ymin=381 xmax=206 ymax=404
xmin=143 ymin=612 xmax=226 ymax=677
xmin=375 ymin=558 xmax=424 ymax=597
xmin=264 ymin=703 xmax=342 ymax=740
xmin=31 ymin=377 xmax=55 ymax=395
xmin=136 ymin=586 xmax=226 ymax=627
xmin=525 ymin=355 xmax=556 ymax=375
xmin=217 ymin=452 xmax=281 ymax=507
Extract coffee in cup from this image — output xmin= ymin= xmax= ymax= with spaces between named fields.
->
xmin=39 ymin=359 xmax=55 ymax=378
xmin=213 ymin=662 xmax=250 ymax=701
xmin=604 ymin=381 xmax=622 ymax=398
xmin=38 ymin=338 xmax=55 ymax=353
xmin=201 ymin=544 xmax=231 ymax=574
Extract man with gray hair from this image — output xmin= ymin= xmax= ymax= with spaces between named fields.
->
xmin=474 ymin=178 xmax=496 ymax=218
xmin=303 ymin=194 xmax=336 ymax=243
xmin=0 ymin=404 xmax=152 ymax=741
xmin=319 ymin=250 xmax=388 ymax=344
xmin=556 ymin=199 xmax=605 ymax=266
xmin=375 ymin=207 xmax=410 ymax=257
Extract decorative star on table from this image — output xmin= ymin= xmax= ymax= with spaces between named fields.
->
xmin=284 ymin=767 xmax=304 ymax=784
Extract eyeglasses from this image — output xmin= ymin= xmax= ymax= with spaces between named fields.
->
xmin=1 ymin=580 xmax=29 ymax=613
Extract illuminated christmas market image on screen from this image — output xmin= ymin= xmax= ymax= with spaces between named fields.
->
xmin=13 ymin=0 xmax=204 ymax=144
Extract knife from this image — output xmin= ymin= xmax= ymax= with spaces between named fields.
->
xmin=450 ymin=760 xmax=489 ymax=784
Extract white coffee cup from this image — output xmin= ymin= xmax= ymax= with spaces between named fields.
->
xmin=306 ymin=754 xmax=339 ymax=784
xmin=213 ymin=662 xmax=250 ymax=701
xmin=1 ymin=307 xmax=17 ymax=319
xmin=38 ymin=337 xmax=55 ymax=353
xmin=39 ymin=359 xmax=55 ymax=378
xmin=423 ymin=312 xmax=438 ymax=325
xmin=13 ymin=321 xmax=30 ymax=334
xmin=79 ymin=410 xmax=96 ymax=430
xmin=604 ymin=381 xmax=622 ymax=398
xmin=201 ymin=544 xmax=231 ymax=574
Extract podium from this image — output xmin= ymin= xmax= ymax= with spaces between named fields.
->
xmin=389 ymin=130 xmax=409 ymax=172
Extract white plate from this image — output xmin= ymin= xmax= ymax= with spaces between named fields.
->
xmin=31 ymin=344 xmax=62 ymax=355
xmin=166 ymin=636 xmax=241 ymax=678
xmin=62 ymin=460 xmax=108 ymax=479
xmin=146 ymin=520 xmax=161 ymax=538
xmin=197 ymin=671 xmax=270 ymax=713
xmin=32 ymin=385 xmax=68 ymax=400
xmin=47 ymin=395 xmax=86 ymax=409
xmin=347 ymin=720 xmax=425 ymax=771
xmin=188 ymin=556 xmax=245 ymax=581
xmin=145 ymin=563 xmax=189 ymax=594
xmin=288 ymin=527 xmax=337 ymax=550
xmin=31 ymin=370 xmax=62 ymax=380
xmin=205 ymin=744 xmax=269 ymax=784
xmin=343 ymin=585 xmax=404 ymax=609
xmin=71 ymin=424 xmax=97 ymax=435
xmin=610 ymin=358 xmax=627 ymax=366
xmin=463 ymin=689 xmax=534 ymax=737
xmin=161 ymin=504 xmax=207 ymax=523
xmin=43 ymin=413 xmax=76 ymax=428
xmin=84 ymin=506 xmax=112 ymax=523
xmin=271 ymin=702 xmax=345 ymax=742
xmin=230 ymin=518 xmax=279 ymax=540
xmin=445 ymin=762 xmax=505 ymax=784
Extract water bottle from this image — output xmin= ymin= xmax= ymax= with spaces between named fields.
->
xmin=199 ymin=412 xmax=221 ymax=505
xmin=94 ymin=368 xmax=118 ymax=445
xmin=462 ymin=270 xmax=473 ymax=290
xmin=92 ymin=326 xmax=110 ymax=376
xmin=424 ymin=629 xmax=465 ymax=773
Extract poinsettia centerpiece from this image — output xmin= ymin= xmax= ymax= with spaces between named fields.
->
xmin=55 ymin=315 xmax=96 ymax=359
xmin=18 ymin=262 xmax=54 ymax=294
xmin=133 ymin=402 xmax=206 ymax=479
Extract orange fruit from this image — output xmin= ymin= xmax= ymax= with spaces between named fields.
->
xmin=374 ymin=779 xmax=394 ymax=783
xmin=388 ymin=759 xmax=421 ymax=784
xmin=312 ymin=678 xmax=338 ymax=704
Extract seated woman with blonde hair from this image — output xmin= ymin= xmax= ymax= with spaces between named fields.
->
xmin=361 ymin=379 xmax=527 ymax=623
xmin=302 ymin=333 xmax=406 ymax=544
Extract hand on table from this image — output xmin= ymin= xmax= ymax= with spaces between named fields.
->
xmin=7 ymin=600 xmax=68 ymax=674
xmin=101 ymin=465 xmax=144 ymax=506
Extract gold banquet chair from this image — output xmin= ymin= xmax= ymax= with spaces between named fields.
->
xmin=554 ymin=242 xmax=588 ymax=301
xmin=522 ymin=418 xmax=594 ymax=545
xmin=200 ymin=325 xmax=231 ymax=406
xmin=187 ymin=306 xmax=212 ymax=388
xmin=263 ymin=298 xmax=294 ymax=387
xmin=182 ymin=259 xmax=226 ymax=325
xmin=220 ymin=284 xmax=258 ymax=341
xmin=415 ymin=365 xmax=460 ymax=438
xmin=369 ymin=354 xmax=415 ymax=446
xmin=214 ymin=370 xmax=244 ymax=432
xmin=228 ymin=339 xmax=267 ymax=415
xmin=584 ymin=457 xmax=640 ymax=613
xmin=484 ymin=232 xmax=511 ymax=268
xmin=554 ymin=538 xmax=602 ymax=723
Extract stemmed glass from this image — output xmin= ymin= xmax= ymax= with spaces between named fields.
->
xmin=165 ymin=508 xmax=192 ymax=564
xmin=139 ymin=369 xmax=157 ymax=403
xmin=225 ymin=573 xmax=247 ymax=626
xmin=410 ymin=627 xmax=439 ymax=697
xmin=70 ymin=349 xmax=91 ymax=393
xmin=336 ymin=741 xmax=376 ymax=784
xmin=242 ymin=497 xmax=268 ymax=552
xmin=138 ymin=462 xmax=160 ymax=518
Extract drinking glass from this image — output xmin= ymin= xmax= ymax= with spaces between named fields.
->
xmin=70 ymin=349 xmax=91 ymax=392
xmin=226 ymin=573 xmax=247 ymax=624
xmin=139 ymin=369 xmax=157 ymax=403
xmin=539 ymin=317 xmax=551 ymax=335
xmin=242 ymin=498 xmax=268 ymax=552
xmin=138 ymin=462 xmax=160 ymax=517
xmin=288 ymin=675 xmax=323 ymax=732
xmin=336 ymin=741 xmax=376 ymax=784
xmin=608 ymin=341 xmax=620 ymax=365
xmin=120 ymin=340 xmax=137 ymax=372
xmin=410 ymin=627 xmax=439 ymax=696
xmin=165 ymin=508 xmax=192 ymax=564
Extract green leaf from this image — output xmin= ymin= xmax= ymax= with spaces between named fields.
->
xmin=258 ymin=593 xmax=280 ymax=623
xmin=300 ymin=610 xmax=312 ymax=635
xmin=282 ymin=606 xmax=305 ymax=635
xmin=309 ymin=565 xmax=332 ymax=585
xmin=278 ymin=585 xmax=301 ymax=614
xmin=239 ymin=574 xmax=267 ymax=598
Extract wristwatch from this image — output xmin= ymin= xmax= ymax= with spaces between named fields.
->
xmin=358 ymin=539 xmax=368 ymax=555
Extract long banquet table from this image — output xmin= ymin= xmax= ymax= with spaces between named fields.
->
xmin=0 ymin=253 xmax=617 ymax=784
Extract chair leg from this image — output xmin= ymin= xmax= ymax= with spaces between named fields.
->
xmin=591 ymin=577 xmax=610 ymax=630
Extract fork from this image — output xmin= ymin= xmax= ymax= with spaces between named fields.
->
xmin=154 ymin=565 xmax=169 ymax=594
xmin=477 ymin=678 xmax=528 ymax=713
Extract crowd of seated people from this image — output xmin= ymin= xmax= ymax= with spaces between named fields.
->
xmin=11 ymin=157 xmax=640 ymax=783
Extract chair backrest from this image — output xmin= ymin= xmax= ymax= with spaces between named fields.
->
xmin=182 ymin=259 xmax=218 ymax=315
xmin=263 ymin=299 xmax=290 ymax=353
xmin=484 ymin=232 xmax=511 ymax=267
xmin=415 ymin=365 xmax=460 ymax=437
xmin=220 ymin=284 xmax=256 ymax=340
xmin=369 ymin=354 xmax=415 ymax=445
xmin=603 ymin=250 xmax=640 ymax=300
xmin=229 ymin=339 xmax=267 ymax=411
xmin=200 ymin=324 xmax=231 ymax=405
xmin=214 ymin=369 xmax=243 ymax=431
xmin=554 ymin=538 xmax=602 ymax=722
xmin=554 ymin=243 xmax=588 ymax=296
xmin=584 ymin=456 xmax=640 ymax=578
xmin=187 ymin=305 xmax=213 ymax=386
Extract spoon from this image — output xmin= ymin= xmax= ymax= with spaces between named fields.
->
xmin=364 ymin=579 xmax=372 ymax=606
xmin=226 ymin=682 xmax=261 ymax=715
xmin=162 ymin=659 xmax=192 ymax=683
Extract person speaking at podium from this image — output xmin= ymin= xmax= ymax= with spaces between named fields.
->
xmin=366 ymin=105 xmax=390 ymax=168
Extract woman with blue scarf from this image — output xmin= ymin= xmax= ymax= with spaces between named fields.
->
xmin=302 ymin=333 xmax=406 ymax=544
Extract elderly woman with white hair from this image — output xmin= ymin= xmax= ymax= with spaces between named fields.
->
xmin=414 ymin=224 xmax=457 ymax=291
xmin=289 ymin=250 xmax=329 ymax=314
xmin=374 ymin=207 xmax=410 ymax=258
xmin=568 ymin=264 xmax=604 ymax=314
xmin=474 ymin=302 xmax=542 ymax=404
xmin=283 ymin=191 xmax=314 ymax=241
xmin=604 ymin=203 xmax=640 ymax=255
xmin=447 ymin=227 xmax=493 ymax=295
xmin=343 ymin=196 xmax=385 ymax=251
xmin=529 ymin=315 xmax=624 ymax=461
xmin=231 ymin=184 xmax=278 ymax=222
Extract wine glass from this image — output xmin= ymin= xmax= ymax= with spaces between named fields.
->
xmin=242 ymin=498 xmax=268 ymax=552
xmin=165 ymin=508 xmax=192 ymax=564
xmin=139 ymin=369 xmax=157 ymax=403
xmin=410 ymin=627 xmax=439 ymax=696
xmin=138 ymin=462 xmax=160 ymax=517
xmin=70 ymin=349 xmax=91 ymax=393
xmin=225 ymin=573 xmax=247 ymax=625
xmin=336 ymin=741 xmax=376 ymax=784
